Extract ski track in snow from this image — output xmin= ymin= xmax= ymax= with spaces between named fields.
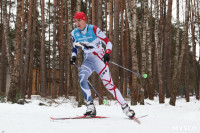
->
xmin=0 ymin=97 xmax=200 ymax=133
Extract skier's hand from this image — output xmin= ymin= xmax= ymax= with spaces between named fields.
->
xmin=102 ymin=53 xmax=110 ymax=63
xmin=70 ymin=56 xmax=76 ymax=65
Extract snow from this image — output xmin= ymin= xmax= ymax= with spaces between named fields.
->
xmin=0 ymin=96 xmax=200 ymax=133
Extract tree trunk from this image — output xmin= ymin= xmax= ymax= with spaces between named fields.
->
xmin=59 ymin=0 xmax=64 ymax=96
xmin=40 ymin=0 xmax=47 ymax=96
xmin=1 ymin=1 xmax=3 ymax=23
xmin=23 ymin=0 xmax=33 ymax=98
xmin=147 ymin=0 xmax=154 ymax=100
xmin=170 ymin=0 xmax=190 ymax=106
xmin=7 ymin=0 xmax=11 ymax=28
xmin=139 ymin=0 xmax=148 ymax=104
xmin=105 ymin=0 xmax=108 ymax=35
xmin=8 ymin=0 xmax=22 ymax=102
xmin=52 ymin=0 xmax=57 ymax=99
xmin=163 ymin=0 xmax=172 ymax=99
xmin=123 ymin=9 xmax=129 ymax=98
xmin=197 ymin=0 xmax=200 ymax=100
xmin=190 ymin=0 xmax=196 ymax=101
xmin=0 ymin=24 xmax=7 ymax=95
xmin=155 ymin=0 xmax=164 ymax=103
xmin=64 ymin=0 xmax=72 ymax=98
xmin=126 ymin=0 xmax=139 ymax=105
xmin=112 ymin=0 xmax=120 ymax=88
xmin=75 ymin=0 xmax=84 ymax=106
xmin=98 ymin=0 xmax=102 ymax=29
xmin=19 ymin=0 xmax=26 ymax=97
xmin=47 ymin=0 xmax=51 ymax=96
xmin=76 ymin=0 xmax=81 ymax=12
xmin=92 ymin=0 xmax=96 ymax=25
xmin=109 ymin=0 xmax=113 ymax=42
xmin=120 ymin=0 xmax=125 ymax=97
xmin=97 ymin=0 xmax=104 ymax=105
xmin=2 ymin=0 xmax=12 ymax=73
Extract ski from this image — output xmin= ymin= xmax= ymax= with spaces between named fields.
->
xmin=50 ymin=115 xmax=109 ymax=120
xmin=50 ymin=114 xmax=148 ymax=123
xmin=131 ymin=117 xmax=141 ymax=124
xmin=131 ymin=115 xmax=148 ymax=124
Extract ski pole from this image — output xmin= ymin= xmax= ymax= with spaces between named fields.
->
xmin=74 ymin=63 xmax=108 ymax=104
xmin=109 ymin=61 xmax=148 ymax=79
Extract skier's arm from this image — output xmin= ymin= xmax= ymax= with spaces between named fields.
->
xmin=93 ymin=26 xmax=112 ymax=54
xmin=71 ymin=32 xmax=79 ymax=57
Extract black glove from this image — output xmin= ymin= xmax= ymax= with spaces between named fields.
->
xmin=102 ymin=53 xmax=110 ymax=63
xmin=70 ymin=56 xmax=76 ymax=65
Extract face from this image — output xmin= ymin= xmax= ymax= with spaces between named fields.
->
xmin=75 ymin=19 xmax=87 ymax=30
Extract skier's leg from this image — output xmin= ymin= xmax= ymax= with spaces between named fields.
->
xmin=79 ymin=64 xmax=93 ymax=102
xmin=92 ymin=51 xmax=135 ymax=118
xmin=79 ymin=59 xmax=96 ymax=116
xmin=99 ymin=63 xmax=126 ymax=105
xmin=93 ymin=52 xmax=135 ymax=118
xmin=92 ymin=54 xmax=126 ymax=105
xmin=99 ymin=63 xmax=135 ymax=118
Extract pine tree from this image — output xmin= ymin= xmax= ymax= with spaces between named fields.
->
xmin=40 ymin=0 xmax=47 ymax=96
xmin=52 ymin=0 xmax=57 ymax=99
xmin=112 ymin=0 xmax=120 ymax=88
xmin=59 ymin=0 xmax=64 ymax=96
xmin=170 ymin=0 xmax=190 ymax=106
xmin=8 ymin=0 xmax=22 ymax=102
xmin=126 ymin=0 xmax=139 ymax=105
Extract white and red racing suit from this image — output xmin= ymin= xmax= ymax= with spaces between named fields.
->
xmin=71 ymin=24 xmax=126 ymax=105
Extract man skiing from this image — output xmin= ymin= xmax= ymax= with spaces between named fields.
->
xmin=70 ymin=12 xmax=135 ymax=119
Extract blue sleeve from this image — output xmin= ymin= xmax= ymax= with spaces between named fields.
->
xmin=71 ymin=35 xmax=78 ymax=56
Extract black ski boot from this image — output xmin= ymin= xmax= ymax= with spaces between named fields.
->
xmin=122 ymin=104 xmax=135 ymax=119
xmin=84 ymin=101 xmax=96 ymax=117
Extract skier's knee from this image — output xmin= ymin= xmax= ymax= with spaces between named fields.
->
xmin=79 ymin=68 xmax=91 ymax=82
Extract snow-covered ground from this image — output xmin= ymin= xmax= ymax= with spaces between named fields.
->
xmin=0 ymin=96 xmax=200 ymax=133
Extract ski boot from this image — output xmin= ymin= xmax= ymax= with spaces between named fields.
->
xmin=122 ymin=104 xmax=135 ymax=119
xmin=84 ymin=101 xmax=96 ymax=117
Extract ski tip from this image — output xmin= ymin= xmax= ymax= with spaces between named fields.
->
xmin=132 ymin=117 xmax=141 ymax=124
xmin=50 ymin=117 xmax=55 ymax=120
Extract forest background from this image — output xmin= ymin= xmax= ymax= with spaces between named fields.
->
xmin=0 ymin=0 xmax=200 ymax=106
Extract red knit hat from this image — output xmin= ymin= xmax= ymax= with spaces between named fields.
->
xmin=74 ymin=12 xmax=87 ymax=21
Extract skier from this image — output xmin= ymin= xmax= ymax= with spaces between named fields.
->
xmin=70 ymin=12 xmax=135 ymax=119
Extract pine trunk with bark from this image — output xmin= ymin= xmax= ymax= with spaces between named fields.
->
xmin=19 ymin=0 xmax=26 ymax=95
xmin=40 ymin=0 xmax=47 ymax=96
xmin=170 ymin=0 xmax=190 ymax=106
xmin=190 ymin=0 xmax=196 ymax=101
xmin=97 ymin=0 xmax=104 ymax=105
xmin=98 ymin=0 xmax=102 ymax=29
xmin=8 ymin=0 xmax=22 ymax=102
xmin=1 ymin=1 xmax=2 ymax=23
xmin=197 ymin=0 xmax=200 ymax=100
xmin=23 ymin=0 xmax=33 ymax=98
xmin=123 ymin=10 xmax=129 ymax=98
xmin=76 ymin=0 xmax=84 ymax=106
xmin=112 ymin=0 xmax=120 ymax=88
xmin=52 ymin=0 xmax=57 ymax=99
xmin=126 ymin=0 xmax=139 ymax=105
xmin=2 ymin=0 xmax=12 ymax=85
xmin=64 ymin=0 xmax=72 ymax=98
xmin=147 ymin=0 xmax=154 ymax=100
xmin=155 ymin=0 xmax=164 ymax=103
xmin=28 ymin=0 xmax=37 ymax=98
xmin=105 ymin=0 xmax=108 ymax=36
xmin=139 ymin=0 xmax=148 ymax=104
xmin=164 ymin=0 xmax=173 ymax=99
xmin=59 ymin=0 xmax=64 ymax=96
xmin=109 ymin=0 xmax=113 ymax=42
xmin=120 ymin=0 xmax=125 ymax=97
xmin=0 ymin=24 xmax=7 ymax=95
